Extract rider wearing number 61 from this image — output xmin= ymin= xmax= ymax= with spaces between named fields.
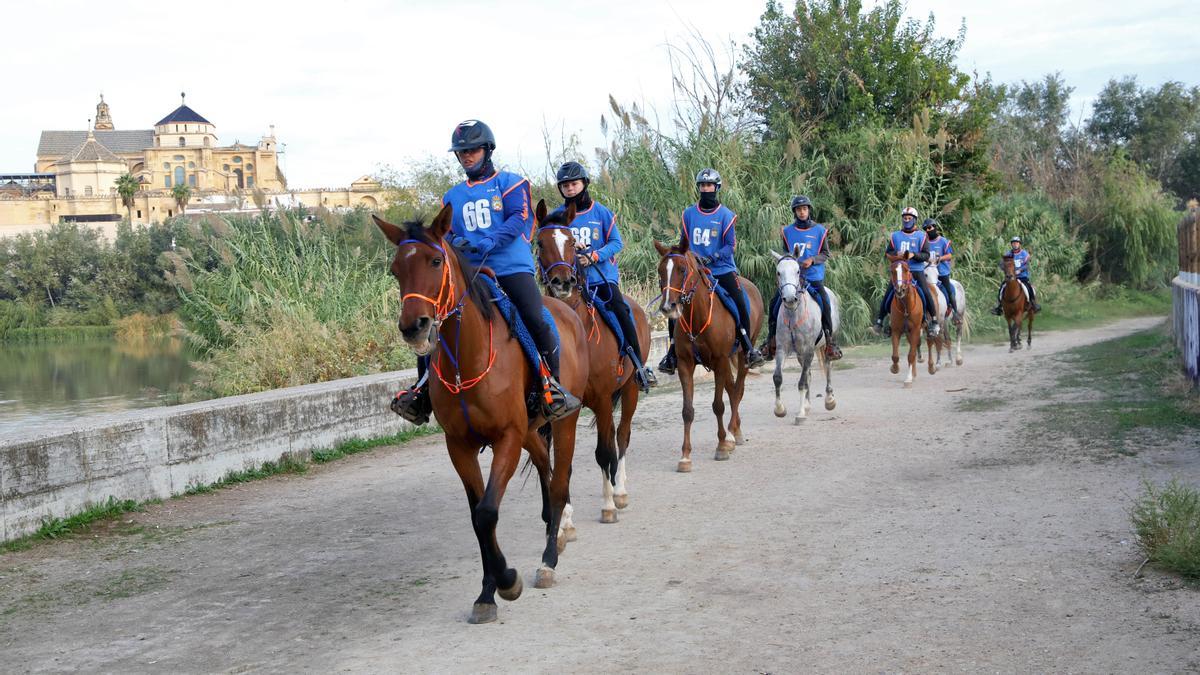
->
xmin=390 ymin=119 xmax=582 ymax=426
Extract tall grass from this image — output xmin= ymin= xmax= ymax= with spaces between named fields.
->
xmin=1132 ymin=479 xmax=1200 ymax=579
xmin=166 ymin=209 xmax=414 ymax=397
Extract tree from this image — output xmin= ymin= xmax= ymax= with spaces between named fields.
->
xmin=740 ymin=0 xmax=969 ymax=133
xmin=171 ymin=183 xmax=192 ymax=215
xmin=115 ymin=172 xmax=139 ymax=224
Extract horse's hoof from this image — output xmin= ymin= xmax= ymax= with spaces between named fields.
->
xmin=677 ymin=459 xmax=692 ymax=473
xmin=793 ymin=415 xmax=805 ymax=425
xmin=890 ymin=364 xmax=900 ymax=374
xmin=534 ymin=566 xmax=556 ymax=589
xmin=562 ymin=525 xmax=578 ymax=542
xmin=955 ymin=357 xmax=963 ymax=366
xmin=497 ymin=571 xmax=523 ymax=602
xmin=903 ymin=382 xmax=913 ymax=389
xmin=734 ymin=430 xmax=747 ymax=445
xmin=469 ymin=603 xmax=498 ymax=624
xmin=824 ymin=397 xmax=836 ymax=411
xmin=774 ymin=404 xmax=787 ymax=418
xmin=601 ymin=508 xmax=618 ymax=524
xmin=917 ymin=355 xmax=925 ymax=363
xmin=613 ymin=493 xmax=629 ymax=510
xmin=714 ymin=448 xmax=731 ymax=461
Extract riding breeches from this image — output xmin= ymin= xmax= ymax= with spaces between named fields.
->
xmin=590 ymin=282 xmax=645 ymax=362
xmin=714 ymin=272 xmax=752 ymax=335
xmin=939 ymin=275 xmax=956 ymax=312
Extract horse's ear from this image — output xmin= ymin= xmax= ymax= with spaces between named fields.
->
xmin=792 ymin=242 xmax=801 ymax=258
xmin=535 ymin=199 xmax=547 ymax=228
xmin=565 ymin=201 xmax=576 ymax=225
xmin=653 ymin=240 xmax=670 ymax=257
xmin=429 ymin=203 xmax=453 ymax=239
xmin=771 ymin=250 xmax=783 ymax=261
xmin=372 ymin=215 xmax=405 ymax=246
xmin=678 ymin=234 xmax=690 ymax=253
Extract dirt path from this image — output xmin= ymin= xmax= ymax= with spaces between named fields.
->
xmin=2 ymin=317 xmax=1197 ymax=673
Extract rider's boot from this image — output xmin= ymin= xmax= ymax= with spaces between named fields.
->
xmin=740 ymin=328 xmax=766 ymax=369
xmin=990 ymin=302 xmax=1002 ymax=316
xmin=823 ymin=329 xmax=843 ymax=361
xmin=657 ymin=344 xmax=677 ymax=376
xmin=391 ymin=377 xmax=432 ymax=426
xmin=538 ymin=355 xmax=582 ymax=423
xmin=759 ymin=333 xmax=776 ymax=360
xmin=626 ymin=346 xmax=658 ymax=392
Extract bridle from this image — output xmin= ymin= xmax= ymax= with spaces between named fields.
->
xmin=662 ymin=252 xmax=714 ymax=340
xmin=536 ymin=224 xmax=580 ymax=289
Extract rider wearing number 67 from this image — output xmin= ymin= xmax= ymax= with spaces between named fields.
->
xmin=390 ymin=119 xmax=582 ymax=426
xmin=657 ymin=168 xmax=766 ymax=375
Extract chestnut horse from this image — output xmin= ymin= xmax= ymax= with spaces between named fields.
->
xmin=1001 ymin=256 xmax=1034 ymax=351
xmin=374 ymin=206 xmax=588 ymax=624
xmin=889 ymin=260 xmax=928 ymax=386
xmin=535 ymin=200 xmax=650 ymax=524
xmin=654 ymin=239 xmax=764 ymax=472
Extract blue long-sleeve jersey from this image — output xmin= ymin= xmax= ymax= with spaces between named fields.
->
xmin=442 ymin=170 xmax=534 ymax=276
xmin=551 ymin=202 xmax=622 ymax=286
xmin=680 ymin=203 xmax=738 ymax=276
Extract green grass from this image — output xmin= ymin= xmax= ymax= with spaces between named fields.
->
xmin=955 ymin=396 xmax=1006 ymax=412
xmin=1 ymin=426 xmax=441 ymax=554
xmin=1132 ymin=479 xmax=1200 ymax=579
xmin=1036 ymin=327 xmax=1200 ymax=455
xmin=957 ymin=286 xmax=1171 ymax=343
xmin=2 ymin=325 xmax=116 ymax=342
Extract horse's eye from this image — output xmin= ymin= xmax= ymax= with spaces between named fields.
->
xmin=431 ymin=257 xmax=443 ymax=267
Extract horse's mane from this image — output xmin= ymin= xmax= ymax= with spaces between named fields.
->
xmin=539 ymin=208 xmax=572 ymax=228
xmin=404 ymin=220 xmax=494 ymax=321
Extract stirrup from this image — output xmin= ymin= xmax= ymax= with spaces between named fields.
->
xmin=745 ymin=346 xmax=766 ymax=369
xmin=824 ymin=333 xmax=843 ymax=361
xmin=990 ymin=306 xmax=1002 ymax=316
xmin=634 ymin=366 xmax=657 ymax=392
xmin=541 ymin=377 xmax=582 ymax=422
xmin=759 ymin=337 xmax=776 ymax=360
xmin=390 ymin=382 xmax=431 ymax=425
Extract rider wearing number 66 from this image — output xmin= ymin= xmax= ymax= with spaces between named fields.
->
xmin=390 ymin=119 xmax=581 ymax=426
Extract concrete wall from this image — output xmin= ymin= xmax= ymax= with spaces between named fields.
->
xmin=0 ymin=331 xmax=671 ymax=543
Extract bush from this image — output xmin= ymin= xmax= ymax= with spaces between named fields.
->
xmin=1132 ymin=479 xmax=1200 ymax=579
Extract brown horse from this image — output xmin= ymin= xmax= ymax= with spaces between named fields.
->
xmin=1001 ymin=257 xmax=1034 ymax=351
xmin=373 ymin=205 xmax=588 ymax=624
xmin=888 ymin=260 xmax=927 ymax=386
xmin=653 ymin=238 xmax=764 ymax=472
xmin=535 ymin=200 xmax=650 ymax=524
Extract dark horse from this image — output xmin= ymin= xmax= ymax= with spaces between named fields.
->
xmin=653 ymin=238 xmax=764 ymax=472
xmin=535 ymin=200 xmax=651 ymax=524
xmin=374 ymin=206 xmax=588 ymax=624
xmin=1001 ymin=256 xmax=1034 ymax=352
xmin=888 ymin=260 xmax=927 ymax=386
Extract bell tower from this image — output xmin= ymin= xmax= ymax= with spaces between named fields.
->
xmin=94 ymin=94 xmax=114 ymax=130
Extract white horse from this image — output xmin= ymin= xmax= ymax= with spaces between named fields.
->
xmin=921 ymin=265 xmax=967 ymax=370
xmin=771 ymin=247 xmax=840 ymax=424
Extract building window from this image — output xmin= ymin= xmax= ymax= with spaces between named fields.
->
xmin=64 ymin=187 xmax=71 ymax=196
xmin=232 ymin=156 xmax=242 ymax=164
xmin=204 ymin=137 xmax=210 ymax=147
xmin=188 ymin=162 xmax=195 ymax=168
xmin=163 ymin=162 xmax=170 ymax=170
xmin=188 ymin=174 xmax=197 ymax=187
xmin=233 ymin=168 xmax=244 ymax=189
xmin=85 ymin=186 xmax=93 ymax=196
xmin=223 ymin=164 xmax=230 ymax=171
xmin=155 ymin=137 xmax=160 ymax=147
xmin=173 ymin=155 xmax=185 ymax=161
xmin=246 ymin=163 xmax=253 ymax=170
xmin=164 ymin=176 xmax=171 ymax=188
xmin=246 ymin=176 xmax=254 ymax=188
xmin=174 ymin=167 xmax=185 ymax=187
xmin=178 ymin=137 xmax=186 ymax=147
xmin=175 ymin=125 xmax=179 ymax=132
xmin=137 ymin=210 xmax=142 ymax=219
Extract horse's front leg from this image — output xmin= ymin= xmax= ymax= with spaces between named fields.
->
xmin=729 ymin=351 xmax=748 ymax=446
xmin=926 ymin=332 xmax=938 ymax=375
xmin=445 ymin=437 xmax=502 ymax=624
xmin=537 ymin=409 xmax=580 ymax=589
xmin=904 ymin=327 xmax=919 ymax=387
xmin=1027 ymin=311 xmax=1034 ymax=349
xmin=677 ymin=355 xmax=696 ymax=473
xmin=712 ymin=356 xmax=734 ymax=461
xmin=613 ymin=379 xmax=639 ymax=510
xmin=795 ymin=348 xmax=813 ymax=424
xmin=773 ymin=345 xmax=786 ymax=418
xmin=592 ymin=394 xmax=619 ymax=524
xmin=890 ymin=320 xmax=901 ymax=374
xmin=955 ymin=319 xmax=964 ymax=366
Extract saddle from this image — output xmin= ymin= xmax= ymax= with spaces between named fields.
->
xmin=583 ymin=283 xmax=629 ymax=353
xmin=709 ymin=273 xmax=749 ymax=327
xmin=478 ymin=275 xmax=558 ymax=375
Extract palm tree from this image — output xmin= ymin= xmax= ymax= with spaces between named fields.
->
xmin=116 ymin=172 xmax=139 ymax=223
xmin=171 ymin=183 xmax=192 ymax=216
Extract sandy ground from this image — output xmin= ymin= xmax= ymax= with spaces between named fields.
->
xmin=1 ymin=316 xmax=1197 ymax=673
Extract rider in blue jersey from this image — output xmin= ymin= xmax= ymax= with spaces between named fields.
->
xmin=922 ymin=218 xmax=959 ymax=321
xmin=390 ymin=120 xmax=582 ymax=425
xmin=758 ymin=195 xmax=841 ymax=360
xmin=551 ymin=161 xmax=657 ymax=392
xmin=658 ymin=168 xmax=766 ymax=374
xmin=991 ymin=236 xmax=1041 ymax=314
xmin=872 ymin=206 xmax=939 ymax=336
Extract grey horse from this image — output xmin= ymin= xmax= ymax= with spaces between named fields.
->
xmin=771 ymin=248 xmax=841 ymax=424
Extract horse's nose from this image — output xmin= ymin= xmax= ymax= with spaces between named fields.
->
xmin=400 ymin=315 xmax=431 ymax=341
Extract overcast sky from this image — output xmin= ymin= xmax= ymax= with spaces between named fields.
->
xmin=2 ymin=0 xmax=1196 ymax=188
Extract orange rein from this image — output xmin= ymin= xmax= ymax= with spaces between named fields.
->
xmin=665 ymin=253 xmax=715 ymax=340
xmin=399 ymin=236 xmax=497 ymax=394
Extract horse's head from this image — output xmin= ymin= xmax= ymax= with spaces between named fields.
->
xmin=653 ymin=238 xmax=698 ymax=319
xmin=534 ymin=199 xmax=578 ymax=300
xmin=1001 ymin=255 xmax=1017 ymax=280
xmin=771 ymin=243 xmax=804 ymax=310
xmin=891 ymin=260 xmax=912 ymax=297
xmin=373 ymin=204 xmax=456 ymax=356
xmin=922 ymin=264 xmax=939 ymax=286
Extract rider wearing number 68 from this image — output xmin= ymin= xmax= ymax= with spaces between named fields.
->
xmin=390 ymin=119 xmax=582 ymax=426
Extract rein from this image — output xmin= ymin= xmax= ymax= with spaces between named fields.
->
xmin=664 ymin=253 xmax=714 ymax=341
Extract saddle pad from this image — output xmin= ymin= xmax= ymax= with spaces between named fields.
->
xmin=479 ymin=275 xmax=558 ymax=374
xmin=710 ymin=274 xmax=749 ymax=326
xmin=585 ymin=284 xmax=628 ymax=352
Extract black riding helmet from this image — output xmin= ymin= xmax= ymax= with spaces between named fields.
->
xmin=695 ymin=168 xmax=722 ymax=189
xmin=790 ymin=195 xmax=813 ymax=210
xmin=556 ymin=161 xmax=590 ymax=186
xmin=448 ymin=120 xmax=496 ymax=152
